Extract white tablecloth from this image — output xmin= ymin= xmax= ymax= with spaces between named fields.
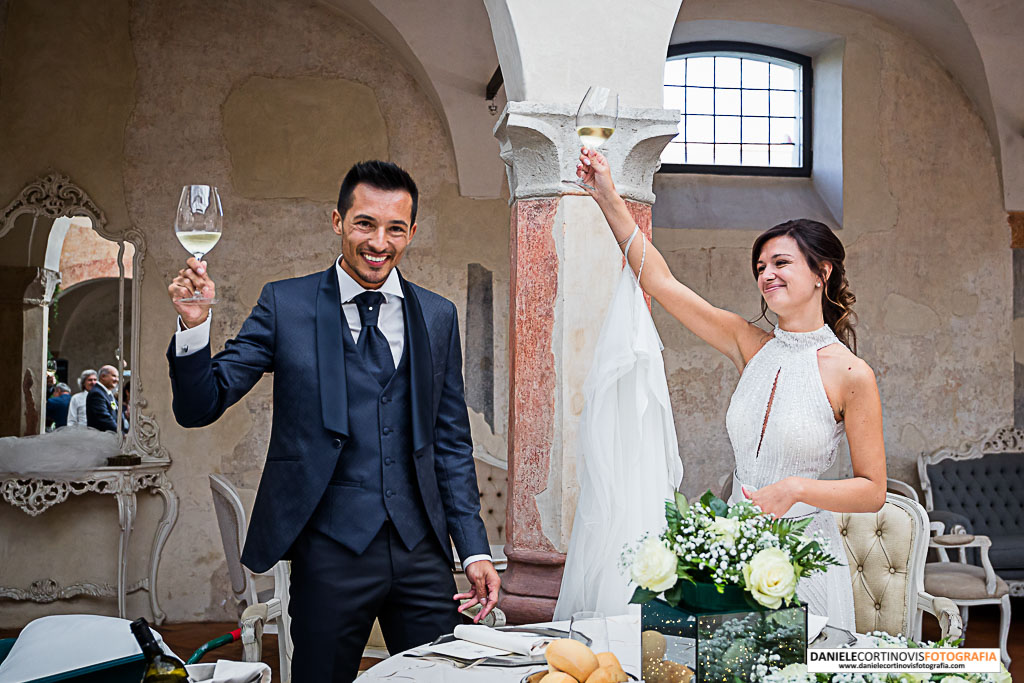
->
xmin=358 ymin=614 xmax=640 ymax=682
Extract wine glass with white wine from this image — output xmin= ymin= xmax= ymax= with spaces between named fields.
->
xmin=567 ymin=86 xmax=619 ymax=191
xmin=174 ymin=184 xmax=222 ymax=304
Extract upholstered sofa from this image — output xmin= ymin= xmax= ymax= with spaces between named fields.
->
xmin=918 ymin=426 xmax=1024 ymax=596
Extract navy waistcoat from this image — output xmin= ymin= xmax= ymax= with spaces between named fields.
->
xmin=307 ymin=315 xmax=431 ymax=555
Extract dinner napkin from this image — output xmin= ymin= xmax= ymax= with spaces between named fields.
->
xmin=808 ymin=613 xmax=828 ymax=643
xmin=186 ymin=660 xmax=271 ymax=683
xmin=452 ymin=625 xmax=548 ymax=656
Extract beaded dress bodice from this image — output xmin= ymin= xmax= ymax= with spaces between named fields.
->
xmin=726 ymin=324 xmax=846 ymax=488
xmin=725 ymin=324 xmax=856 ymax=629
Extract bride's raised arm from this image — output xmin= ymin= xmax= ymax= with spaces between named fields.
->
xmin=577 ymin=148 xmax=766 ymax=372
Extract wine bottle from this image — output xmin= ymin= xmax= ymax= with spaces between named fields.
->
xmin=130 ymin=618 xmax=191 ymax=682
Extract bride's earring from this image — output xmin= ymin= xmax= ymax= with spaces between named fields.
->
xmin=815 ymin=282 xmax=822 ymax=288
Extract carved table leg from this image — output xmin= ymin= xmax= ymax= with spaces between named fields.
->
xmin=148 ymin=476 xmax=178 ymax=625
xmin=116 ymin=489 xmax=138 ymax=619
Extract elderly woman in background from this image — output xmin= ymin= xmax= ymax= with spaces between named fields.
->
xmin=67 ymin=369 xmax=98 ymax=427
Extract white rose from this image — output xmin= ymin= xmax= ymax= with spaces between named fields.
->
xmin=707 ymin=517 xmax=741 ymax=544
xmin=742 ymin=547 xmax=798 ymax=609
xmin=630 ymin=537 xmax=678 ymax=592
xmin=939 ymin=677 xmax=971 ymax=683
xmin=992 ymin=665 xmax=1012 ymax=683
xmin=896 ymin=674 xmax=931 ymax=683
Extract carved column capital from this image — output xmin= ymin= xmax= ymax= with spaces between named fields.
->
xmin=22 ymin=268 xmax=61 ymax=306
xmin=493 ymin=101 xmax=679 ymax=204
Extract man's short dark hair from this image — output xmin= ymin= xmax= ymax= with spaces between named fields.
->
xmin=337 ymin=160 xmax=418 ymax=224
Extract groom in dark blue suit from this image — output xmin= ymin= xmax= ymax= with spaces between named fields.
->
xmin=167 ymin=161 xmax=499 ymax=682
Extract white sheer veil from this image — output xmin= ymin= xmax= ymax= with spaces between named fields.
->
xmin=554 ymin=230 xmax=684 ymax=619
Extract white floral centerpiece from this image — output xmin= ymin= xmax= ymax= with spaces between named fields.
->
xmin=627 ymin=490 xmax=840 ymax=610
xmin=757 ymin=632 xmax=1012 ymax=683
xmin=629 ymin=491 xmax=843 ymax=683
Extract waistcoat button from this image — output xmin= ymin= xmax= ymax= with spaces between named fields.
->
xmin=332 ymin=438 xmax=342 ymax=449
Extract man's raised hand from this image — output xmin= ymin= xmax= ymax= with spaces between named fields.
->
xmin=168 ymin=257 xmax=216 ymax=327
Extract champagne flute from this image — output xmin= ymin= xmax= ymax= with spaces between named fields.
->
xmin=174 ymin=184 xmax=222 ymax=304
xmin=566 ymin=86 xmax=619 ymax=191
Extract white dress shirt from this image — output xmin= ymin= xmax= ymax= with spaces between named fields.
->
xmin=174 ymin=258 xmax=490 ymax=571
xmin=67 ymin=391 xmax=89 ymax=426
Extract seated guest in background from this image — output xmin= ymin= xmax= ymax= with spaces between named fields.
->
xmin=67 ymin=369 xmax=98 ymax=427
xmin=86 ymin=365 xmax=120 ymax=432
xmin=46 ymin=383 xmax=72 ymax=430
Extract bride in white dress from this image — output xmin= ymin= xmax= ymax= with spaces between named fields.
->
xmin=574 ymin=148 xmax=887 ymax=631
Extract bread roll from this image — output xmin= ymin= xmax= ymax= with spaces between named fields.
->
xmin=545 ymin=639 xmax=599 ymax=682
xmin=595 ymin=652 xmax=623 ymax=671
xmin=585 ymin=665 xmax=629 ymax=682
xmin=539 ymin=673 xmax=578 ymax=683
xmin=644 ymin=659 xmax=694 ymax=683
xmin=641 ymin=630 xmax=667 ymax=661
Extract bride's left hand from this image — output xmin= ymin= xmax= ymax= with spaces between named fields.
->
xmin=744 ymin=477 xmax=803 ymax=518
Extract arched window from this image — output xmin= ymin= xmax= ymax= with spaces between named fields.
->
xmin=660 ymin=41 xmax=812 ymax=176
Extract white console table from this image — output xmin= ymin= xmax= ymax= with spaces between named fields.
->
xmin=0 ymin=461 xmax=179 ymax=624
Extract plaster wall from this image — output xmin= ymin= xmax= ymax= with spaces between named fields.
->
xmin=57 ymin=223 xmax=135 ymax=290
xmin=655 ymin=0 xmax=1010 ymax=500
xmin=0 ymin=0 xmax=509 ymax=625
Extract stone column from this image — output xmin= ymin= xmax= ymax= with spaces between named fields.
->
xmin=21 ymin=268 xmax=60 ymax=435
xmin=495 ymin=102 xmax=678 ymax=622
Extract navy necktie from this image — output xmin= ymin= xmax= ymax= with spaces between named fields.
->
xmin=353 ymin=291 xmax=396 ymax=386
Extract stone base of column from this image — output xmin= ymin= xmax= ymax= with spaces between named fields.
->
xmin=497 ymin=548 xmax=565 ymax=624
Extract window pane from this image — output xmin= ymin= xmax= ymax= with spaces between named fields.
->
xmin=662 ymin=142 xmax=686 ymax=164
xmin=742 ymin=89 xmax=769 ymax=117
xmin=686 ymin=143 xmax=714 ymax=165
xmin=715 ymin=116 xmax=741 ymax=143
xmin=742 ymin=144 xmax=770 ymax=166
xmin=660 ymin=48 xmax=808 ymax=172
xmin=770 ymin=90 xmax=797 ymax=117
xmin=715 ymin=57 xmax=741 ymax=88
xmin=742 ymin=59 xmax=769 ymax=89
xmin=664 ymin=85 xmax=685 ymax=111
xmin=686 ymin=86 xmax=714 ymax=115
xmin=665 ymin=58 xmax=686 ymax=86
xmin=715 ymin=88 xmax=741 ymax=115
xmin=770 ymin=117 xmax=797 ymax=145
xmin=769 ymin=144 xmax=798 ymax=167
xmin=770 ymin=63 xmax=796 ymax=90
xmin=716 ymin=143 xmax=741 ymax=165
xmin=687 ymin=57 xmax=715 ymax=86
xmin=686 ymin=115 xmax=714 ymax=143
xmin=743 ymin=117 xmax=769 ymax=144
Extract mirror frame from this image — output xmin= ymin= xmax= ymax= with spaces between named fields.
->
xmin=0 ymin=171 xmax=167 ymax=461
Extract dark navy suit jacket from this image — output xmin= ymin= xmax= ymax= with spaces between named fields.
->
xmin=86 ymin=385 xmax=118 ymax=432
xmin=167 ymin=266 xmax=490 ymax=573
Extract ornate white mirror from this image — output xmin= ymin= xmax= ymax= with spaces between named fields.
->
xmin=0 ymin=172 xmax=175 ymax=624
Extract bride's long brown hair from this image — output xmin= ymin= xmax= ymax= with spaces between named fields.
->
xmin=750 ymin=219 xmax=858 ymax=354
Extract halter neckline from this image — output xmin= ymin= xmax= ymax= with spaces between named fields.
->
xmin=772 ymin=324 xmax=838 ymax=349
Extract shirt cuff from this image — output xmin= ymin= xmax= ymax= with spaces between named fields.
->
xmin=461 ymin=554 xmax=492 ymax=571
xmin=175 ymin=315 xmax=211 ymax=356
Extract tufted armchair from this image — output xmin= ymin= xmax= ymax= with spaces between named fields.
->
xmin=918 ymin=426 xmax=1024 ymax=595
xmin=838 ymin=493 xmax=962 ymax=641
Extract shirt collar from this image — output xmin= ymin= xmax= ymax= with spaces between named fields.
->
xmin=335 ymin=256 xmax=404 ymax=304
